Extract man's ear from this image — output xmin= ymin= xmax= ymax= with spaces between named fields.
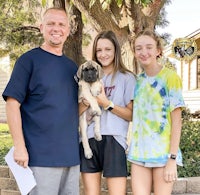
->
xmin=66 ymin=23 xmax=70 ymax=37
xmin=40 ymin=24 xmax=43 ymax=34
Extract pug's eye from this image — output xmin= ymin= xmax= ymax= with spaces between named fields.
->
xmin=90 ymin=67 xmax=96 ymax=71
xmin=85 ymin=67 xmax=95 ymax=71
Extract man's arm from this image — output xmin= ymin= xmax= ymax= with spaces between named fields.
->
xmin=6 ymin=97 xmax=29 ymax=168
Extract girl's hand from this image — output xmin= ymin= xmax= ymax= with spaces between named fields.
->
xmin=163 ymin=159 xmax=177 ymax=183
xmin=82 ymin=98 xmax=90 ymax=107
xmin=79 ymin=98 xmax=90 ymax=115
xmin=96 ymin=85 xmax=110 ymax=109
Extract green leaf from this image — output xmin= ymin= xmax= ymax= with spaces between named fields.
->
xmin=134 ymin=0 xmax=141 ymax=4
xmin=89 ymin=0 xmax=97 ymax=8
xmin=41 ymin=0 xmax=47 ymax=8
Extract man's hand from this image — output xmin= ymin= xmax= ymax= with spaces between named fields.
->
xmin=14 ymin=146 xmax=29 ymax=168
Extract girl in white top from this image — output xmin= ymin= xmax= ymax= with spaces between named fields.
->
xmin=79 ymin=30 xmax=136 ymax=195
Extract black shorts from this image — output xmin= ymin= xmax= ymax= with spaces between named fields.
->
xmin=80 ymin=135 xmax=128 ymax=177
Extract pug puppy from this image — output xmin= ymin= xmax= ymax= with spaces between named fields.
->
xmin=77 ymin=60 xmax=104 ymax=159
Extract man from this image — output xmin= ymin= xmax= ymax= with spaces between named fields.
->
xmin=2 ymin=7 xmax=80 ymax=195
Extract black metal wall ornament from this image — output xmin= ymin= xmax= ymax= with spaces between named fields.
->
xmin=172 ymin=38 xmax=197 ymax=62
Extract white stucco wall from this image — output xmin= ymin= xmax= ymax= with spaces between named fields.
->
xmin=0 ymin=56 xmax=10 ymax=123
xmin=190 ymin=59 xmax=197 ymax=90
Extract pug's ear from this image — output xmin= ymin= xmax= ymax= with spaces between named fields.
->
xmin=77 ymin=64 xmax=84 ymax=79
xmin=95 ymin=62 xmax=104 ymax=79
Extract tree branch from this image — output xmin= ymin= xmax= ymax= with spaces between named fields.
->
xmin=53 ymin=0 xmax=66 ymax=9
xmin=124 ymin=0 xmax=146 ymax=34
xmin=72 ymin=0 xmax=120 ymax=32
xmin=12 ymin=26 xmax=40 ymax=33
xmin=144 ymin=0 xmax=167 ymax=25
xmin=109 ymin=0 xmax=124 ymax=27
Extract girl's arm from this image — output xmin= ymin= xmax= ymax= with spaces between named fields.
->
xmin=96 ymin=86 xmax=133 ymax=121
xmin=164 ymin=107 xmax=182 ymax=183
xmin=79 ymin=99 xmax=89 ymax=115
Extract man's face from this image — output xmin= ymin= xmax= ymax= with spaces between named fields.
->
xmin=40 ymin=9 xmax=70 ymax=48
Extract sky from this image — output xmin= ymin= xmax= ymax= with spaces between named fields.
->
xmin=157 ymin=0 xmax=200 ymax=44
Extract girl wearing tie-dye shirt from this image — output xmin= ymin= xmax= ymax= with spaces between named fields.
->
xmin=127 ymin=29 xmax=185 ymax=195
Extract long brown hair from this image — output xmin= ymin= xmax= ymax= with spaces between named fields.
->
xmin=92 ymin=30 xmax=132 ymax=77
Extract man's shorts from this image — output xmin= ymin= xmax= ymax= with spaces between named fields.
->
xmin=80 ymin=135 xmax=128 ymax=177
xmin=29 ymin=165 xmax=80 ymax=195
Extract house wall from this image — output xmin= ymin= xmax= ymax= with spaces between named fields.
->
xmin=190 ymin=60 xmax=197 ymax=90
xmin=0 ymin=56 xmax=10 ymax=123
xmin=183 ymin=90 xmax=200 ymax=113
xmin=174 ymin=60 xmax=200 ymax=113
xmin=164 ymin=31 xmax=200 ymax=114
xmin=182 ymin=62 xmax=189 ymax=91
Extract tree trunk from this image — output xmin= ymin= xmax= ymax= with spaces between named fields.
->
xmin=64 ymin=3 xmax=85 ymax=65
xmin=53 ymin=0 xmax=85 ymax=65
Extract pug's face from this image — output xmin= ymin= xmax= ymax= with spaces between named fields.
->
xmin=77 ymin=61 xmax=104 ymax=83
xmin=82 ymin=66 xmax=98 ymax=82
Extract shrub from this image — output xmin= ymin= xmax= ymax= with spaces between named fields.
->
xmin=0 ymin=123 xmax=12 ymax=165
xmin=178 ymin=119 xmax=200 ymax=177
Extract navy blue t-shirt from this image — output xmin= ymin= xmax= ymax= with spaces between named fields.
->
xmin=3 ymin=48 xmax=80 ymax=167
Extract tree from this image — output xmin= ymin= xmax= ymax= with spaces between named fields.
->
xmin=52 ymin=0 xmax=85 ymax=64
xmin=0 ymin=0 xmax=171 ymax=71
xmin=53 ymin=0 xmax=171 ymax=72
xmin=0 ymin=0 xmax=42 ymax=66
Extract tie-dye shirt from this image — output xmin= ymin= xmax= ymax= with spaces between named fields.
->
xmin=127 ymin=67 xmax=185 ymax=165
